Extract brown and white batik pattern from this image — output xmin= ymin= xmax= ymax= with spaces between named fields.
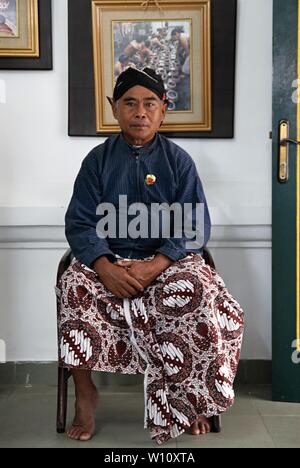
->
xmin=56 ymin=253 xmax=244 ymax=445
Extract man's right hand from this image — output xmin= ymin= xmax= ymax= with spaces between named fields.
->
xmin=92 ymin=256 xmax=144 ymax=299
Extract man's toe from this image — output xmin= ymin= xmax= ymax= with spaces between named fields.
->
xmin=204 ymin=422 xmax=211 ymax=433
xmin=79 ymin=431 xmax=93 ymax=441
xmin=68 ymin=426 xmax=82 ymax=440
xmin=190 ymin=422 xmax=200 ymax=435
xmin=199 ymin=423 xmax=206 ymax=434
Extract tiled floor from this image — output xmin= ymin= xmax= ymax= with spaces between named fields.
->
xmin=0 ymin=384 xmax=299 ymax=448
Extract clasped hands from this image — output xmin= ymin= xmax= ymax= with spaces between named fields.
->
xmin=93 ymin=254 xmax=173 ymax=299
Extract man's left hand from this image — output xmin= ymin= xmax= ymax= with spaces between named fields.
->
xmin=116 ymin=254 xmax=173 ymax=289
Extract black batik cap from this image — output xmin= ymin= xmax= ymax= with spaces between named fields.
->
xmin=111 ymin=67 xmax=168 ymax=103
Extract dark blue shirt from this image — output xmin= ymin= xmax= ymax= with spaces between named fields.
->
xmin=65 ymin=133 xmax=211 ymax=267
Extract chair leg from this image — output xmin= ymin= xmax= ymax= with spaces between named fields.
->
xmin=56 ymin=367 xmax=71 ymax=434
xmin=210 ymin=415 xmax=221 ymax=433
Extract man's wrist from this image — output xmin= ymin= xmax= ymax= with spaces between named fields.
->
xmin=92 ymin=255 xmax=113 ymax=275
xmin=151 ymin=253 xmax=174 ymax=274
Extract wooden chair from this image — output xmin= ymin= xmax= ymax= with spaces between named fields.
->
xmin=56 ymin=248 xmax=221 ymax=434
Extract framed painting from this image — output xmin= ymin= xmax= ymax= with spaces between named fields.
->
xmin=69 ymin=0 xmax=237 ymax=138
xmin=0 ymin=0 xmax=52 ymax=69
xmin=92 ymin=0 xmax=211 ymax=133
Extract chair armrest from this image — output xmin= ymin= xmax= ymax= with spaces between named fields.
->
xmin=56 ymin=249 xmax=73 ymax=284
xmin=202 ymin=247 xmax=216 ymax=269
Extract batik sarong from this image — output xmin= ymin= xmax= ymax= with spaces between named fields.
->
xmin=56 ymin=253 xmax=244 ymax=445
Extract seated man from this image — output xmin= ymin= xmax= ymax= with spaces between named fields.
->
xmin=57 ymin=68 xmax=244 ymax=445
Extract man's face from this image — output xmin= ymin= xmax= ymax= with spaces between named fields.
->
xmin=112 ymin=85 xmax=167 ymax=146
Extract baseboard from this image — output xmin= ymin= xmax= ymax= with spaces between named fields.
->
xmin=0 ymin=360 xmax=272 ymax=386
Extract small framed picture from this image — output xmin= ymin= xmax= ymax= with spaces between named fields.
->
xmin=0 ymin=0 xmax=52 ymax=69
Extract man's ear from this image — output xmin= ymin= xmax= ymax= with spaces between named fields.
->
xmin=162 ymin=102 xmax=168 ymax=116
xmin=107 ymin=97 xmax=118 ymax=119
xmin=160 ymin=102 xmax=168 ymax=126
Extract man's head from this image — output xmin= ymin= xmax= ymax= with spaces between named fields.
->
xmin=135 ymin=36 xmax=144 ymax=44
xmin=119 ymin=54 xmax=129 ymax=65
xmin=171 ymin=29 xmax=180 ymax=40
xmin=111 ymin=68 xmax=168 ymax=146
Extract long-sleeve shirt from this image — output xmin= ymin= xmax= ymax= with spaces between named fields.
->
xmin=65 ymin=133 xmax=211 ymax=267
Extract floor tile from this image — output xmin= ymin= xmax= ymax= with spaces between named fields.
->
xmin=176 ymin=415 xmax=276 ymax=448
xmin=254 ymin=399 xmax=300 ymax=416
xmin=0 ymin=392 xmax=80 ymax=448
xmin=262 ymin=416 xmax=300 ymax=448
xmin=0 ymin=385 xmax=298 ymax=448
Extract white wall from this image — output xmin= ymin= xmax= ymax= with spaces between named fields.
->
xmin=0 ymin=0 xmax=273 ymax=361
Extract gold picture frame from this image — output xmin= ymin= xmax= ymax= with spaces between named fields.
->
xmin=0 ymin=0 xmax=39 ymax=57
xmin=92 ymin=0 xmax=212 ymax=134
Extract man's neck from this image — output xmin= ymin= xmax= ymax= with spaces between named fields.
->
xmin=122 ymin=132 xmax=157 ymax=148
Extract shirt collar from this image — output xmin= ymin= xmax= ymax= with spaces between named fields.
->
xmin=119 ymin=132 xmax=159 ymax=157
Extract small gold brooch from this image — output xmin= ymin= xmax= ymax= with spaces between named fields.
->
xmin=145 ymin=174 xmax=157 ymax=185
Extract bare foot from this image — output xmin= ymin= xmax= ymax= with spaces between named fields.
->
xmin=67 ymin=385 xmax=99 ymax=441
xmin=189 ymin=416 xmax=211 ymax=435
